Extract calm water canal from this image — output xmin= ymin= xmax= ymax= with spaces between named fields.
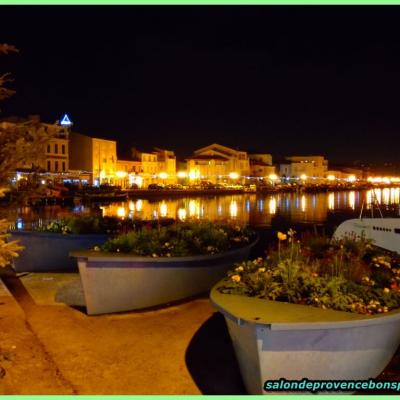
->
xmin=4 ymin=187 xmax=400 ymax=234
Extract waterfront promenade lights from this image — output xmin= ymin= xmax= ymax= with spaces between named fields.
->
xmin=177 ymin=171 xmax=187 ymax=179
xmin=229 ymin=172 xmax=239 ymax=180
xmin=268 ymin=173 xmax=278 ymax=187
xmin=177 ymin=171 xmax=188 ymax=185
xmin=300 ymin=174 xmax=307 ymax=181
xmin=327 ymin=175 xmax=335 ymax=181
xmin=128 ymin=174 xmax=143 ymax=188
xmin=188 ymin=170 xmax=200 ymax=185
xmin=347 ymin=175 xmax=356 ymax=183
xmin=116 ymin=171 xmax=128 ymax=188
xmin=158 ymin=172 xmax=169 ymax=186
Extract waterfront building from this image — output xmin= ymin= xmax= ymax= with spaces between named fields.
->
xmin=69 ymin=132 xmax=117 ymax=185
xmin=130 ymin=148 xmax=159 ymax=187
xmin=248 ymin=153 xmax=276 ymax=180
xmin=186 ymin=143 xmax=250 ymax=184
xmin=280 ymin=155 xmax=328 ymax=181
xmin=153 ymin=148 xmax=177 ymax=185
xmin=115 ymin=159 xmax=142 ymax=188
xmin=0 ymin=115 xmax=69 ymax=179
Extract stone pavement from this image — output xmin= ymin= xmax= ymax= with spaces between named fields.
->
xmin=1 ymin=272 xmax=400 ymax=395
xmin=0 ymin=272 xmax=246 ymax=394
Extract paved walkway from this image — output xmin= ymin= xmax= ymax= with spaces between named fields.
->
xmin=0 ymin=272 xmax=246 ymax=394
xmin=1 ymin=272 xmax=400 ymax=395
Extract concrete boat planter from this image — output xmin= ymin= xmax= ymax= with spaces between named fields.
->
xmin=210 ymin=282 xmax=400 ymax=394
xmin=10 ymin=231 xmax=109 ymax=272
xmin=71 ymin=239 xmax=257 ymax=315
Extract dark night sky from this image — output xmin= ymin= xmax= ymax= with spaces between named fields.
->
xmin=1 ymin=6 xmax=400 ymax=164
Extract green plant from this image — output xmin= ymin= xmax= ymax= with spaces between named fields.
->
xmin=99 ymin=222 xmax=255 ymax=257
xmin=219 ymin=229 xmax=400 ymax=315
xmin=36 ymin=216 xmax=140 ymax=235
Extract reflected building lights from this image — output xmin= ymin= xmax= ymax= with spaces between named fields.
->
xmin=301 ymin=195 xmax=306 ymax=212
xmin=91 ymin=186 xmax=400 ymax=227
xmin=136 ymin=199 xmax=143 ymax=212
xmin=269 ymin=197 xmax=277 ymax=214
xmin=366 ymin=190 xmax=372 ymax=208
xmin=348 ymin=191 xmax=355 ymax=210
xmin=230 ymin=200 xmax=238 ymax=218
xmin=117 ymin=207 xmax=126 ymax=219
xmin=382 ymin=188 xmax=390 ymax=205
xmin=374 ymin=189 xmax=382 ymax=205
xmin=177 ymin=208 xmax=186 ymax=221
xmin=159 ymin=201 xmax=168 ymax=217
xmin=188 ymin=199 xmax=200 ymax=218
xmin=328 ymin=193 xmax=335 ymax=210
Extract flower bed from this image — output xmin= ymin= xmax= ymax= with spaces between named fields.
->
xmin=219 ymin=230 xmax=400 ymax=315
xmin=211 ymin=230 xmax=400 ymax=394
xmin=100 ymin=222 xmax=255 ymax=257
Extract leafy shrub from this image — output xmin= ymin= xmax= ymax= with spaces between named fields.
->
xmin=219 ymin=229 xmax=400 ymax=315
xmin=36 ymin=216 xmax=141 ymax=235
xmin=100 ymin=222 xmax=255 ymax=257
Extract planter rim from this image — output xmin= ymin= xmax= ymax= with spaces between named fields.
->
xmin=70 ymin=236 xmax=258 ymax=263
xmin=9 ymin=230 xmax=110 ymax=239
xmin=210 ymin=279 xmax=400 ymax=331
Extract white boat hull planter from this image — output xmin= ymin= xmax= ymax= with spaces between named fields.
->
xmin=11 ymin=231 xmax=109 ymax=272
xmin=72 ymin=240 xmax=256 ymax=315
xmin=210 ymin=282 xmax=400 ymax=395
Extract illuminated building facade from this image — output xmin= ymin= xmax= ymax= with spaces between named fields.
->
xmin=280 ymin=155 xmax=328 ymax=181
xmin=186 ymin=143 xmax=250 ymax=184
xmin=153 ymin=148 xmax=177 ymax=184
xmin=249 ymin=154 xmax=276 ymax=179
xmin=0 ymin=116 xmax=69 ymax=175
xmin=115 ymin=159 xmax=142 ymax=188
xmin=69 ymin=132 xmax=117 ymax=185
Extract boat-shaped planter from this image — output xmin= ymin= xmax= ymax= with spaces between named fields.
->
xmin=10 ymin=230 xmax=109 ymax=272
xmin=71 ymin=239 xmax=257 ymax=315
xmin=210 ymin=281 xmax=400 ymax=394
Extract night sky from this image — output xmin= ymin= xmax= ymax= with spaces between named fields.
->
xmin=1 ymin=6 xmax=400 ymax=164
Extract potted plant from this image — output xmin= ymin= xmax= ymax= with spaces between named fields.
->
xmin=211 ymin=230 xmax=400 ymax=394
xmin=71 ymin=222 xmax=258 ymax=315
xmin=10 ymin=216 xmax=137 ymax=272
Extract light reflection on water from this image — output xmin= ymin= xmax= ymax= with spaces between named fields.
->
xmin=5 ymin=188 xmax=400 ymax=229
xmin=99 ymin=187 xmax=400 ymax=226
